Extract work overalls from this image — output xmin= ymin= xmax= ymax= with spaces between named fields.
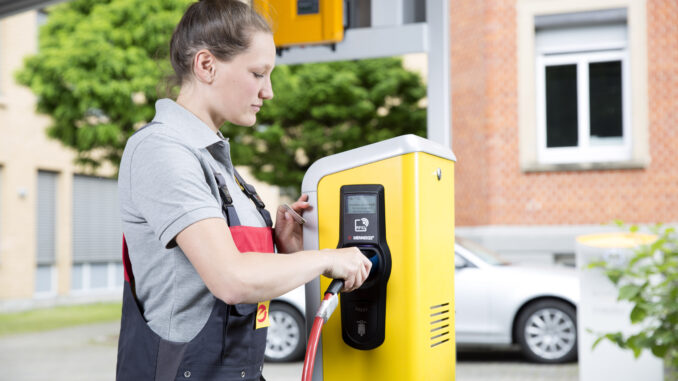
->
xmin=116 ymin=167 xmax=274 ymax=381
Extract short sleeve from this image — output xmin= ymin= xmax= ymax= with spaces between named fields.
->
xmin=129 ymin=134 xmax=223 ymax=248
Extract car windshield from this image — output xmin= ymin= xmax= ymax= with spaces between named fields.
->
xmin=456 ymin=237 xmax=509 ymax=266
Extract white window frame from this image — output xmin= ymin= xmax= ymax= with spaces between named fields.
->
xmin=70 ymin=262 xmax=123 ymax=294
xmin=34 ymin=264 xmax=58 ymax=298
xmin=536 ymin=48 xmax=631 ymax=164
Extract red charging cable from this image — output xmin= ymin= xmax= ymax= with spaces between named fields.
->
xmin=301 ymin=280 xmax=343 ymax=381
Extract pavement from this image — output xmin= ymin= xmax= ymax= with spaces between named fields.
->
xmin=0 ymin=321 xmax=578 ymax=380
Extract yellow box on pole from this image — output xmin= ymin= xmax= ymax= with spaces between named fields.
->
xmin=302 ymin=135 xmax=456 ymax=380
xmin=253 ymin=0 xmax=344 ymax=48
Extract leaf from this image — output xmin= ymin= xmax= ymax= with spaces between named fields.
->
xmin=592 ymin=336 xmax=605 ymax=350
xmin=651 ymin=344 xmax=668 ymax=358
xmin=630 ymin=305 xmax=648 ymax=324
xmin=586 ymin=260 xmax=607 ymax=269
xmin=618 ymin=284 xmax=642 ymax=301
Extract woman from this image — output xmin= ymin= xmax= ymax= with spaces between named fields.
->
xmin=116 ymin=1 xmax=371 ymax=380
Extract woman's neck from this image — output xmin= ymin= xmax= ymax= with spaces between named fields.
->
xmin=176 ymin=86 xmax=223 ymax=133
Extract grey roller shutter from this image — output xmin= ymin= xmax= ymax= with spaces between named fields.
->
xmin=72 ymin=175 xmax=121 ymax=263
xmin=36 ymin=171 xmax=57 ymax=265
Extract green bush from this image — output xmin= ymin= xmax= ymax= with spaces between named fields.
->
xmin=588 ymin=223 xmax=678 ymax=379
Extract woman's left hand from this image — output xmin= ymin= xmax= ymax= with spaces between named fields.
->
xmin=274 ymin=194 xmax=311 ymax=253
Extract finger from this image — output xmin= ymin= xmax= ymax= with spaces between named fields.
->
xmin=292 ymin=194 xmax=311 ymax=212
xmin=275 ymin=205 xmax=287 ymax=225
xmin=291 ymin=201 xmax=310 ymax=214
xmin=343 ymin=278 xmax=354 ymax=293
xmin=281 ymin=213 xmax=295 ymax=234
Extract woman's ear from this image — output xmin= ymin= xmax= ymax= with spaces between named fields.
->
xmin=193 ymin=49 xmax=216 ymax=84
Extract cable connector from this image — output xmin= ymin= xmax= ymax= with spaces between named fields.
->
xmin=316 ymin=294 xmax=339 ymax=322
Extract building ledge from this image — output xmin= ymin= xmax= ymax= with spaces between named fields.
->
xmin=521 ymin=159 xmax=648 ymax=173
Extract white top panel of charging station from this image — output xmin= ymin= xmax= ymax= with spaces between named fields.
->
xmin=302 ymin=134 xmax=456 ymax=193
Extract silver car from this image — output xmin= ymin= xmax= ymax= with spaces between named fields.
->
xmin=265 ymin=284 xmax=307 ymax=362
xmin=266 ymin=238 xmax=579 ymax=363
xmin=455 ymin=237 xmax=579 ymax=363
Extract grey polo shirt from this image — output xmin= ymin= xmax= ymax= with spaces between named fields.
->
xmin=118 ymin=99 xmax=266 ymax=342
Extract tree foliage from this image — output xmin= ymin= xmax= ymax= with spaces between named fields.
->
xmin=16 ymin=0 xmax=191 ymax=168
xmin=225 ymin=59 xmax=427 ymax=189
xmin=17 ymin=0 xmax=427 ymax=189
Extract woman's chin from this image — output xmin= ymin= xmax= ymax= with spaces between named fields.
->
xmin=229 ymin=116 xmax=257 ymax=127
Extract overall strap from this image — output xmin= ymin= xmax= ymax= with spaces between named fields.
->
xmin=213 ymin=171 xmax=241 ymax=227
xmin=233 ymin=169 xmax=273 ymax=228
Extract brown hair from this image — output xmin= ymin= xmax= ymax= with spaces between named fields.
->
xmin=169 ymin=0 xmax=272 ymax=85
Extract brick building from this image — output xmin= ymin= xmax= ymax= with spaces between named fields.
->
xmin=451 ymin=0 xmax=677 ymax=264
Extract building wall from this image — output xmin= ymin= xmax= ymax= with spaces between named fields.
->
xmin=449 ymin=1 xmax=491 ymax=226
xmin=450 ymin=0 xmax=677 ymax=261
xmin=0 ymin=11 xmax=83 ymax=300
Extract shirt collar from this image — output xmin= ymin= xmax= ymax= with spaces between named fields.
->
xmin=152 ymin=98 xmax=226 ymax=148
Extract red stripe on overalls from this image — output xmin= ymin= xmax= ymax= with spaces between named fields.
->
xmin=122 ymin=235 xmax=133 ymax=282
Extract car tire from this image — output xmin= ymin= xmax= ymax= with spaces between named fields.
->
xmin=515 ymin=299 xmax=578 ymax=364
xmin=265 ymin=302 xmax=305 ymax=363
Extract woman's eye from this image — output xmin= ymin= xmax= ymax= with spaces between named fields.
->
xmin=253 ymin=72 xmax=264 ymax=79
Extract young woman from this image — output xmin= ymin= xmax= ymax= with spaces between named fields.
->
xmin=116 ymin=1 xmax=371 ymax=379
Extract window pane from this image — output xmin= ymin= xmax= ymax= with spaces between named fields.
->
xmin=589 ymin=61 xmax=623 ymax=146
xmin=115 ymin=263 xmax=124 ymax=287
xmin=35 ymin=265 xmax=53 ymax=293
xmin=90 ymin=263 xmax=108 ymax=289
xmin=37 ymin=171 xmax=57 ymax=265
xmin=71 ymin=264 xmax=83 ymax=290
xmin=546 ymin=64 xmax=578 ymax=148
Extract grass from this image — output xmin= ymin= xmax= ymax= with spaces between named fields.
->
xmin=0 ymin=302 xmax=122 ymax=337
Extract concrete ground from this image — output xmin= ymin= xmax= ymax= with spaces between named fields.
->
xmin=0 ymin=321 xmax=578 ymax=380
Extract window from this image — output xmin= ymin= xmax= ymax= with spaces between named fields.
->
xmin=535 ymin=10 xmax=630 ymax=164
xmin=36 ymin=170 xmax=58 ymax=296
xmin=517 ymin=1 xmax=648 ymax=171
xmin=71 ymin=262 xmax=123 ymax=292
xmin=71 ymin=175 xmax=122 ymax=293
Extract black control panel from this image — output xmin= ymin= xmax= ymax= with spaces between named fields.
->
xmin=337 ymin=184 xmax=391 ymax=350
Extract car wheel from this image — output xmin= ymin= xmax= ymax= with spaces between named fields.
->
xmin=265 ymin=302 xmax=305 ymax=362
xmin=515 ymin=299 xmax=578 ymax=363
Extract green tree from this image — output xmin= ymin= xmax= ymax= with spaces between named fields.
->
xmin=226 ymin=59 xmax=427 ymax=189
xmin=17 ymin=0 xmax=427 ymax=188
xmin=16 ymin=0 xmax=191 ymax=169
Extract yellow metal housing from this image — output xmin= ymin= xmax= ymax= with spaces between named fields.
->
xmin=316 ymin=152 xmax=455 ymax=380
xmin=253 ymin=0 xmax=344 ymax=48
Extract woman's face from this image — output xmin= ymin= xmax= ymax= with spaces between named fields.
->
xmin=209 ymin=31 xmax=276 ymax=127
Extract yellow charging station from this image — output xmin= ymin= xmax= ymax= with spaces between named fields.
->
xmin=302 ymin=135 xmax=456 ymax=380
xmin=253 ymin=0 xmax=344 ymax=48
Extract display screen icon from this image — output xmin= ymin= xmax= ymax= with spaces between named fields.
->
xmin=354 ymin=218 xmax=369 ymax=232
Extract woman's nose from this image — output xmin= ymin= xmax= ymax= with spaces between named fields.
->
xmin=260 ymin=78 xmax=274 ymax=100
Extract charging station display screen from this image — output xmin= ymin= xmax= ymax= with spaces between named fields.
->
xmin=346 ymin=194 xmax=377 ymax=214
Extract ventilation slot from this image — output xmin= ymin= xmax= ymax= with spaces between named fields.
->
xmin=429 ymin=302 xmax=451 ymax=348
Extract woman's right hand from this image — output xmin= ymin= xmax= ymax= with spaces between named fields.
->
xmin=322 ymin=247 xmax=372 ymax=292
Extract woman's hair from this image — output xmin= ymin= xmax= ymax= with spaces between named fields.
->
xmin=169 ymin=0 xmax=272 ymax=85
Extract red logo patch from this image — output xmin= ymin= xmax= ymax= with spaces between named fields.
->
xmin=257 ymin=304 xmax=268 ymax=323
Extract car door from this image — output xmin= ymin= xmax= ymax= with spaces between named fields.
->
xmin=454 ymin=252 xmax=494 ymax=344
